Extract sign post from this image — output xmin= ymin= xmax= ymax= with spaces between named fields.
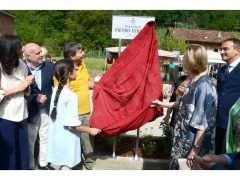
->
xmin=112 ymin=15 xmax=155 ymax=40
xmin=111 ymin=15 xmax=155 ymax=160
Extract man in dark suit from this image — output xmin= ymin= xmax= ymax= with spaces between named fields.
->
xmin=24 ymin=43 xmax=54 ymax=170
xmin=216 ymin=38 xmax=240 ymax=154
xmin=192 ymin=152 xmax=240 ymax=170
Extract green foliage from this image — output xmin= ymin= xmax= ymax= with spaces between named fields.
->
xmin=159 ymin=122 xmax=172 ymax=152
xmin=64 ymin=11 xmax=116 ymax=50
xmin=13 ymin=11 xmax=45 ymax=45
xmin=142 ymin=135 xmax=157 ymax=157
xmin=12 ymin=10 xmax=116 ymax=57
xmin=156 ymin=28 xmax=186 ymax=53
xmin=10 ymin=10 xmax=240 ymax=57
xmin=194 ymin=11 xmax=239 ymax=31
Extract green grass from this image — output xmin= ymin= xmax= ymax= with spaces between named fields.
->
xmin=51 ymin=56 xmax=112 ymax=79
xmin=84 ymin=57 xmax=112 ymax=79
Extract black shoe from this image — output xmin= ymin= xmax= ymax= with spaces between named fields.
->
xmin=83 ymin=163 xmax=95 ymax=170
xmin=38 ymin=163 xmax=55 ymax=170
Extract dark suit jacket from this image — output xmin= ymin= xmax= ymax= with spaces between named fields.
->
xmin=211 ymin=152 xmax=240 ymax=170
xmin=229 ymin=152 xmax=240 ymax=170
xmin=217 ymin=63 xmax=240 ymax=129
xmin=24 ymin=61 xmax=54 ymax=123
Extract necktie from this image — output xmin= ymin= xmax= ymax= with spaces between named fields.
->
xmin=224 ymin=65 xmax=229 ymax=77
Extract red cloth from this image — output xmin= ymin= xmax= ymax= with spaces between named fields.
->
xmin=90 ymin=21 xmax=163 ymax=137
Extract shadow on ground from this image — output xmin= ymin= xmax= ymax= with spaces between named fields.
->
xmin=93 ymin=135 xmax=171 ymax=170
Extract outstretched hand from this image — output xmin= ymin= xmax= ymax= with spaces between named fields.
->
xmin=187 ymin=148 xmax=197 ymax=168
xmin=191 ymin=154 xmax=216 ymax=170
xmin=150 ymin=99 xmax=162 ymax=107
xmin=89 ymin=128 xmax=101 ymax=136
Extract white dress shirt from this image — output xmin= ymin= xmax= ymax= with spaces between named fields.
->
xmin=228 ymin=57 xmax=240 ymax=73
xmin=26 ymin=62 xmax=42 ymax=90
xmin=0 ymin=61 xmax=30 ymax=122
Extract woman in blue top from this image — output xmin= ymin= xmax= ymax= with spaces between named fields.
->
xmin=151 ymin=44 xmax=217 ymax=170
xmin=46 ymin=59 xmax=101 ymax=170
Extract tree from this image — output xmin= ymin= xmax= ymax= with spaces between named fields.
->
xmin=10 ymin=10 xmax=240 ymax=57
xmin=64 ymin=11 xmax=115 ymax=50
xmin=156 ymin=28 xmax=186 ymax=53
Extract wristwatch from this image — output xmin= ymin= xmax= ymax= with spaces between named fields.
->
xmin=193 ymin=144 xmax=200 ymax=151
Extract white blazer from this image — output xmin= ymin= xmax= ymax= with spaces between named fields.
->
xmin=0 ymin=60 xmax=30 ymax=122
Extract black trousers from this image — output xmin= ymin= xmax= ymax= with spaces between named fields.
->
xmin=0 ymin=119 xmax=29 ymax=170
xmin=215 ymin=127 xmax=226 ymax=155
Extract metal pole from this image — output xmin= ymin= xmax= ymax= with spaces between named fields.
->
xmin=118 ymin=39 xmax=122 ymax=56
xmin=104 ymin=49 xmax=107 ymax=73
xmin=112 ymin=38 xmax=122 ymax=159
xmin=134 ymin=128 xmax=140 ymax=160
xmin=112 ymin=136 xmax=116 ymax=158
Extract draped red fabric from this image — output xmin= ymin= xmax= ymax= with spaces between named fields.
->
xmin=89 ymin=21 xmax=163 ymax=137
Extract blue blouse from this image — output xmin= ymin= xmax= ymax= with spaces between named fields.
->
xmin=170 ymin=75 xmax=217 ymax=170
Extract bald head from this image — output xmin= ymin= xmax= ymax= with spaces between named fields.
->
xmin=24 ymin=43 xmax=43 ymax=66
xmin=24 ymin=43 xmax=40 ymax=56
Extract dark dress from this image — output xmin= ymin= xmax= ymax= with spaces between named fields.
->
xmin=169 ymin=75 xmax=188 ymax=127
xmin=170 ymin=75 xmax=217 ymax=170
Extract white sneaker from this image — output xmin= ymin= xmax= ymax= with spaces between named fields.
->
xmin=60 ymin=165 xmax=71 ymax=170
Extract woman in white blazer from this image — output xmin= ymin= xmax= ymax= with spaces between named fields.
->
xmin=0 ymin=34 xmax=34 ymax=170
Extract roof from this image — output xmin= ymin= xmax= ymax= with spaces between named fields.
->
xmin=0 ymin=10 xmax=17 ymax=18
xmin=158 ymin=49 xmax=179 ymax=58
xmin=167 ymin=27 xmax=240 ymax=43
xmin=179 ymin=51 xmax=226 ymax=64
xmin=207 ymin=51 xmax=225 ymax=64
xmin=105 ymin=46 xmax=126 ymax=53
xmin=105 ymin=46 xmax=179 ymax=58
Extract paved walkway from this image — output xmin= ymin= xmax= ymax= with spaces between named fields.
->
xmin=124 ymin=116 xmax=163 ymax=137
xmin=49 ymin=156 xmax=170 ymax=170
xmin=93 ymin=155 xmax=170 ymax=170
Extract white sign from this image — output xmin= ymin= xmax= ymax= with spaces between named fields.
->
xmin=112 ymin=15 xmax=155 ymax=40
